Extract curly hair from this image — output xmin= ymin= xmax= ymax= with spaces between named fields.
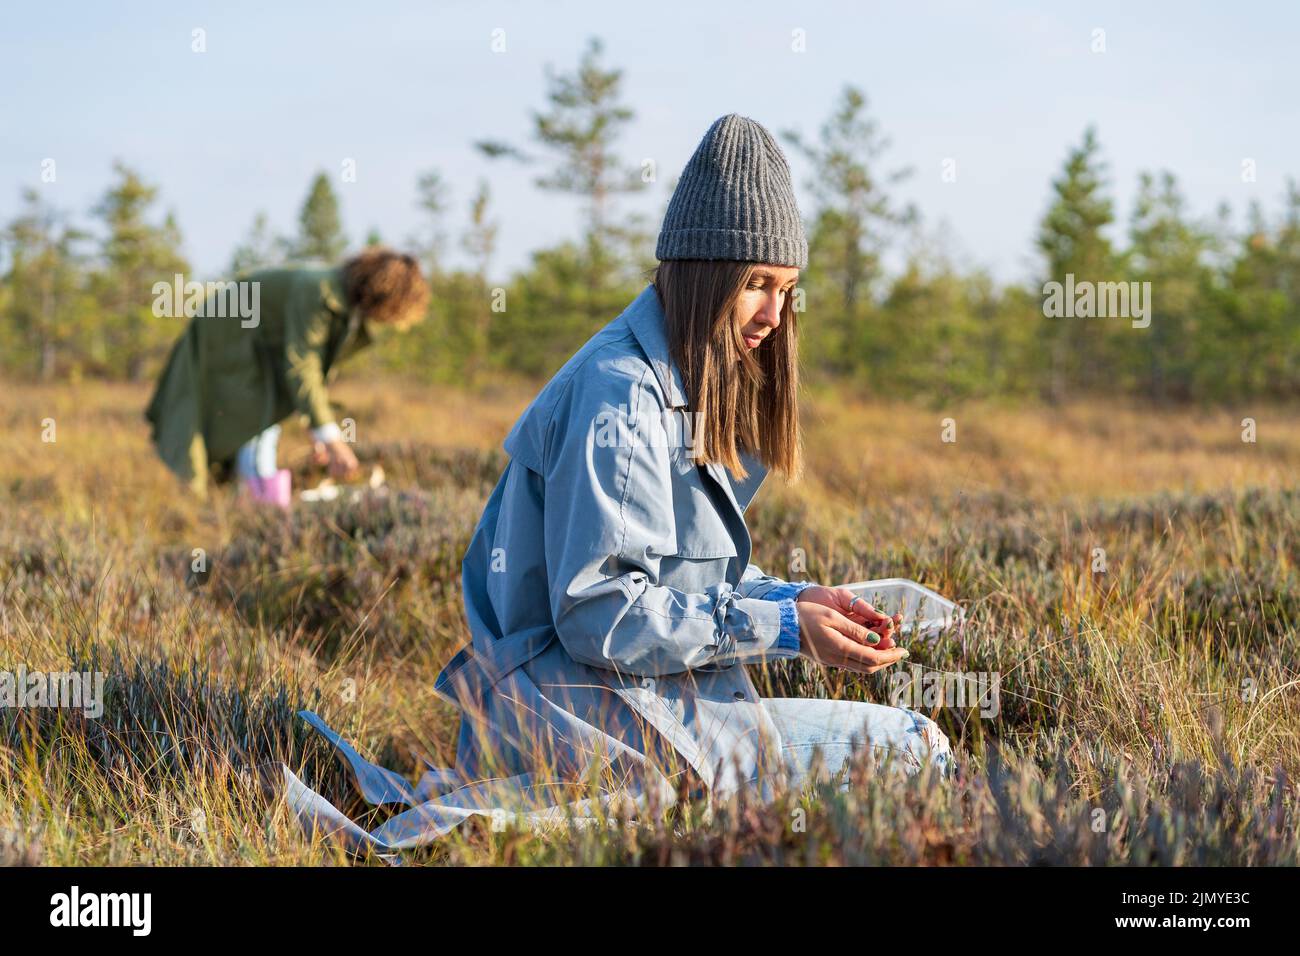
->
xmin=341 ymin=247 xmax=430 ymax=328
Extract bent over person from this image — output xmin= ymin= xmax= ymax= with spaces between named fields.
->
xmin=145 ymin=247 xmax=429 ymax=503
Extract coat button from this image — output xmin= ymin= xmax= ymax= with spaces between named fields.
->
xmin=733 ymin=691 xmax=746 ymax=701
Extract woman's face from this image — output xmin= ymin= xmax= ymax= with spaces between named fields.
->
xmin=735 ymin=265 xmax=800 ymax=350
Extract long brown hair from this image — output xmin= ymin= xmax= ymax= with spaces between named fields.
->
xmin=653 ymin=259 xmax=802 ymax=481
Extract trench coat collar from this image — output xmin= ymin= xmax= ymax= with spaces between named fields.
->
xmin=625 ymin=284 xmax=689 ymax=409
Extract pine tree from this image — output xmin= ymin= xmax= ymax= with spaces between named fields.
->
xmin=292 ymin=172 xmax=346 ymax=262
xmin=2 ymin=189 xmax=90 ymax=380
xmin=475 ymin=35 xmax=645 ymax=365
xmin=1126 ymin=171 xmax=1210 ymax=401
xmin=1214 ymin=182 xmax=1300 ymax=399
xmin=783 ymin=86 xmax=915 ymax=375
xmin=90 ymin=161 xmax=189 ymax=380
xmin=229 ymin=211 xmax=280 ymax=276
xmin=461 ymin=179 xmax=500 ymax=381
xmin=411 ymin=168 xmax=449 ymax=277
xmin=1036 ymin=127 xmax=1115 ymax=402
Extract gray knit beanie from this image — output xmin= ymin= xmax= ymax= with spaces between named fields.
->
xmin=656 ymin=113 xmax=807 ymax=268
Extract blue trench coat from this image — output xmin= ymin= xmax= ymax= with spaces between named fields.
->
xmin=438 ymin=282 xmax=812 ymax=795
xmin=287 ymin=284 xmax=819 ymax=850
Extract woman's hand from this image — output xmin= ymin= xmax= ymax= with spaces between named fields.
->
xmin=796 ymin=586 xmax=904 ymax=649
xmin=795 ymin=600 xmax=909 ymax=674
xmin=312 ymin=439 xmax=360 ymax=479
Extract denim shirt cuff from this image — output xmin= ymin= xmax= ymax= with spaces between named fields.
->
xmin=776 ymin=598 xmax=802 ymax=655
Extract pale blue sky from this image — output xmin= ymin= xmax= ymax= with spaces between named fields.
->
xmin=2 ymin=0 xmax=1296 ymax=284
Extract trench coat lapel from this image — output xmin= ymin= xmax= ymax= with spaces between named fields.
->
xmin=705 ymin=452 xmax=767 ymax=516
xmin=625 ymin=284 xmax=689 ymax=410
xmin=625 ymin=284 xmax=774 ymax=588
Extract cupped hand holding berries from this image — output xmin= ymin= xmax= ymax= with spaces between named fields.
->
xmin=795 ymin=585 xmax=905 ymax=650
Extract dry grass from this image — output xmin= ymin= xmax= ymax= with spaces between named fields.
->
xmin=2 ymin=378 xmax=1298 ymax=865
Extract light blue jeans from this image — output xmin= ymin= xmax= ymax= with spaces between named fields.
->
xmin=235 ymin=424 xmax=282 ymax=479
xmin=762 ymin=698 xmax=953 ymax=786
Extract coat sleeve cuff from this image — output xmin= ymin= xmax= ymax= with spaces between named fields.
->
xmin=776 ymin=598 xmax=802 ymax=655
xmin=757 ymin=580 xmax=818 ymax=603
xmin=311 ymin=421 xmax=342 ymax=444
xmin=716 ymin=596 xmax=803 ymax=666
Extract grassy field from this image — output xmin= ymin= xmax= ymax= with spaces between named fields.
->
xmin=2 ymin=378 xmax=1298 ymax=865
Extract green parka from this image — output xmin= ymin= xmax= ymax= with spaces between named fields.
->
xmin=144 ymin=265 xmax=372 ymax=496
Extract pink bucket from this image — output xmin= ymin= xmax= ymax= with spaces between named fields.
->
xmin=241 ymin=469 xmax=292 ymax=509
